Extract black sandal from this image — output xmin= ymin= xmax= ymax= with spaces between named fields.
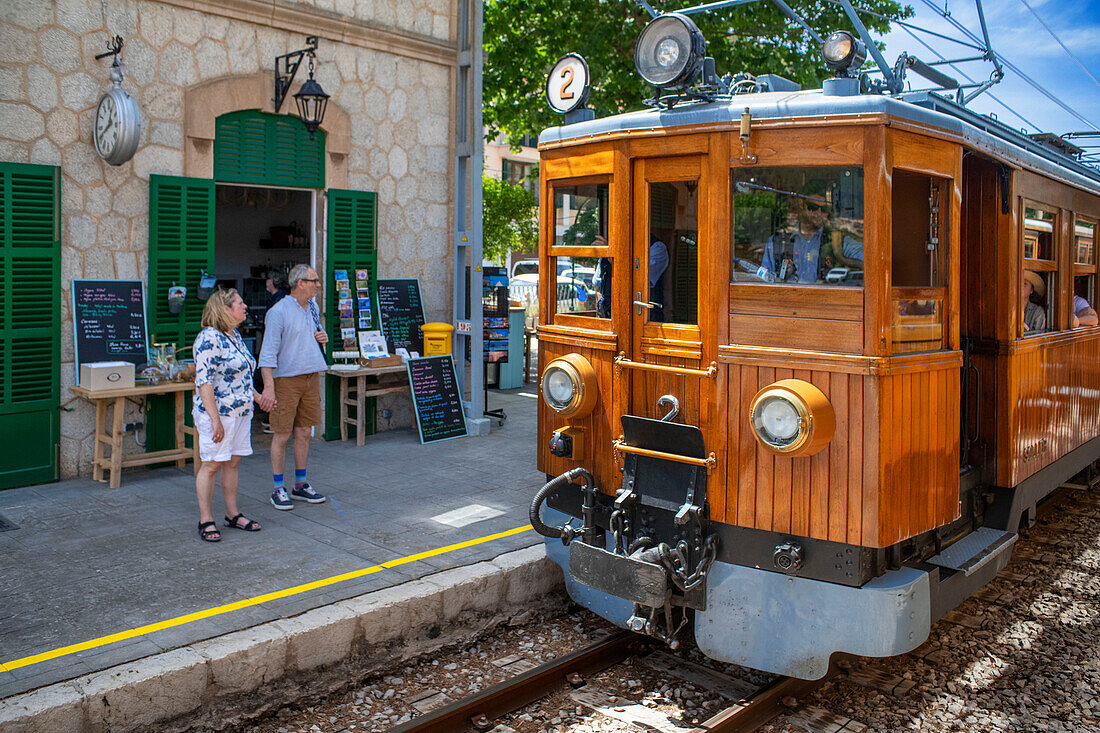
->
xmin=198 ymin=521 xmax=221 ymax=542
xmin=224 ymin=513 xmax=261 ymax=531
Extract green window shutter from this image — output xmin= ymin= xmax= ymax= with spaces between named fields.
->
xmin=214 ymin=110 xmax=325 ymax=188
xmin=0 ymin=162 xmax=60 ymax=489
xmin=146 ymin=174 xmax=214 ymax=452
xmin=324 ymin=188 xmax=378 ymax=441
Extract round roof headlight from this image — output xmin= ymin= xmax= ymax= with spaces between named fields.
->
xmin=634 ymin=13 xmax=706 ymax=89
xmin=749 ymin=379 xmax=835 ymax=456
xmin=822 ymin=30 xmax=867 ymax=77
xmin=541 ymin=354 xmax=598 ymax=418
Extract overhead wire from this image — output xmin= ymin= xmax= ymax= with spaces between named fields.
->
xmin=830 ymin=0 xmax=1038 ymax=129
xmin=895 ymin=21 xmax=1041 ymax=131
xmin=1016 ymin=0 xmax=1100 ymax=94
xmin=916 ymin=0 xmax=1100 ymax=131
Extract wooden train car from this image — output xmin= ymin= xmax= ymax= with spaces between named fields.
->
xmin=529 ymin=20 xmax=1100 ymax=680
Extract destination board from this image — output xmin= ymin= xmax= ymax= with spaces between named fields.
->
xmin=72 ymin=279 xmax=149 ymax=369
xmin=377 ymin=278 xmax=425 ymax=355
xmin=407 ymin=355 xmax=468 ymax=444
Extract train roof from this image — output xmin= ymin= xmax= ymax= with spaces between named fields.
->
xmin=538 ymin=88 xmax=1100 ymax=196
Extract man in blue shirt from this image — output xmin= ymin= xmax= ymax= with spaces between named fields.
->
xmin=763 ymin=180 xmax=862 ymax=284
xmin=259 ymin=264 xmax=330 ymax=510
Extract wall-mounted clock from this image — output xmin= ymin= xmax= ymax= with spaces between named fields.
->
xmin=93 ymin=62 xmax=140 ymax=166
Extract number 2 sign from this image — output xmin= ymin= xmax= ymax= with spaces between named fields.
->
xmin=546 ymin=53 xmax=590 ymax=115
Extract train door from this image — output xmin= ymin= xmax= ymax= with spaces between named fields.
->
xmin=627 ymin=156 xmax=712 ymax=425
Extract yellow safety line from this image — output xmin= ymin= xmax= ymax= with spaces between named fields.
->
xmin=0 ymin=524 xmax=533 ymax=674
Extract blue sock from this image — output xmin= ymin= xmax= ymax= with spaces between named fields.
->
xmin=273 ymin=473 xmax=284 ymax=491
xmin=295 ymin=469 xmax=307 ymax=488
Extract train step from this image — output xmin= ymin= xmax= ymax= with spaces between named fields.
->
xmin=926 ymin=528 xmax=1017 ymax=576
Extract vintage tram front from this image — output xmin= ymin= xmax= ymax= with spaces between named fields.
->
xmin=529 ymin=14 xmax=1100 ymax=680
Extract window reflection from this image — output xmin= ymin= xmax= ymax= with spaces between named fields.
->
xmin=1024 ymin=206 xmax=1055 ymax=260
xmin=648 ymin=180 xmax=698 ymax=324
xmin=554 ymin=183 xmax=608 ymax=248
xmin=551 ymin=182 xmax=610 ymax=320
xmin=731 ymin=167 xmax=864 ymax=286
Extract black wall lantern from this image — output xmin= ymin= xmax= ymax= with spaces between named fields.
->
xmin=274 ymin=36 xmax=330 ymax=138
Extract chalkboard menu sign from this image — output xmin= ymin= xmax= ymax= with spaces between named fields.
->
xmin=377 ymin=278 xmax=425 ymax=356
xmin=72 ymin=279 xmax=149 ymax=369
xmin=407 ymin=355 xmax=468 ymax=443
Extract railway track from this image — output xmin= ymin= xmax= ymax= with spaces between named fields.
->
xmin=387 ymin=631 xmax=847 ymax=733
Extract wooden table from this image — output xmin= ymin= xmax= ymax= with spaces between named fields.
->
xmin=70 ymin=381 xmax=200 ymax=489
xmin=326 ymin=365 xmax=410 ymax=446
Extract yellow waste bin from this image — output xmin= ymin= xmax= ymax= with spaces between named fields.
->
xmin=421 ymin=322 xmax=454 ymax=356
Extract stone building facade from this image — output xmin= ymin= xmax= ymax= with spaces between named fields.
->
xmin=0 ymin=0 xmax=459 ymax=484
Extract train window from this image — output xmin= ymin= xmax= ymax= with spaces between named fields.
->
xmin=1024 ymin=206 xmax=1055 ymax=260
xmin=892 ymin=171 xmax=947 ymax=288
xmin=889 ymin=171 xmax=948 ymax=353
xmin=1074 ymin=220 xmax=1095 ymax=265
xmin=1023 ymin=203 xmax=1057 ymax=336
xmin=647 ymin=180 xmax=698 ymax=324
xmin=553 ymin=256 xmax=606 ymax=317
xmin=553 ymin=183 xmax=608 ymax=248
xmin=1073 ymin=219 xmax=1098 ymax=327
xmin=731 ymin=167 xmax=864 ymax=287
xmin=550 ymin=182 xmax=610 ymax=320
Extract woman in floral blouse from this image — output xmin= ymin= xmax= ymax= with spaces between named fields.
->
xmin=193 ymin=289 xmax=275 ymax=541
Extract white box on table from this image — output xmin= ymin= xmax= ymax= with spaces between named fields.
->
xmin=80 ymin=361 xmax=136 ymax=391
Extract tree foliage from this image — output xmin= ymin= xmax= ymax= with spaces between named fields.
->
xmin=484 ymin=0 xmax=909 ymax=144
xmin=482 ymin=174 xmax=538 ymax=263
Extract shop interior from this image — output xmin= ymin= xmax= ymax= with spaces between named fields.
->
xmin=213 ymin=184 xmax=314 ymax=357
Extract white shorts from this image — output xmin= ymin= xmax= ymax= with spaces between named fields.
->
xmin=193 ymin=410 xmax=253 ymax=463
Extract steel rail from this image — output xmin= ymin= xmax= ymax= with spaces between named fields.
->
xmin=689 ymin=666 xmax=836 ymax=732
xmin=386 ymin=631 xmax=640 ymax=733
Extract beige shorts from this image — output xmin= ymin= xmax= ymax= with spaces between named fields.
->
xmin=269 ymin=372 xmax=322 ymax=434
xmin=193 ymin=411 xmax=253 ymax=463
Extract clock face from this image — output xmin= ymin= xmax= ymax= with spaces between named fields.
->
xmin=94 ymin=94 xmax=118 ymax=157
xmin=92 ymin=87 xmax=140 ymax=165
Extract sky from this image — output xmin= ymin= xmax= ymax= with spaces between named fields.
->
xmin=871 ymin=0 xmax=1100 ymax=140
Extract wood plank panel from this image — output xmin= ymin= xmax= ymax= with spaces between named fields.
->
xmin=792 ymin=368 xmax=813 ymax=537
xmin=730 ymin=314 xmax=863 ymax=354
xmin=755 ymin=366 xmax=776 ymax=530
xmin=1006 ymin=333 xmax=1100 ymax=485
xmin=729 ymin=284 xmax=863 ymax=320
xmin=873 ymin=362 xmax=960 ymax=545
xmin=809 ymin=370 xmax=831 ymax=538
xmin=847 ymin=373 xmax=863 ymax=545
xmin=861 ymin=376 xmax=881 ymax=547
xmin=733 ymin=127 xmax=864 ymax=167
xmin=828 ymin=372 xmax=849 ymax=542
xmin=772 ymin=368 xmax=794 ymax=534
xmin=737 ymin=365 xmax=758 ymax=527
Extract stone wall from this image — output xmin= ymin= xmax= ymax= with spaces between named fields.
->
xmin=0 ymin=0 xmax=457 ymax=478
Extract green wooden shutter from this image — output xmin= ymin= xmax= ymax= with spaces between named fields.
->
xmin=325 ymin=188 xmax=378 ymax=441
xmin=214 ymin=110 xmax=325 ymax=188
xmin=146 ymin=174 xmax=214 ymax=451
xmin=0 ymin=162 xmax=60 ymax=489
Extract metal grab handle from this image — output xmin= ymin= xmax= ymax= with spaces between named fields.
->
xmin=613 ymin=438 xmax=716 ymax=471
xmin=615 ymin=352 xmax=718 ymax=379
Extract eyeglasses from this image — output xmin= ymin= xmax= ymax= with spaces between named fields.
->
xmin=303 ymin=278 xmax=322 ymax=284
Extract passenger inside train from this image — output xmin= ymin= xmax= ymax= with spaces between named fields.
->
xmin=1023 ymin=270 xmax=1048 ymax=333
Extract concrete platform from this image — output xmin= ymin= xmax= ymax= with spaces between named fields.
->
xmin=0 ymin=387 xmax=562 ymax=729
